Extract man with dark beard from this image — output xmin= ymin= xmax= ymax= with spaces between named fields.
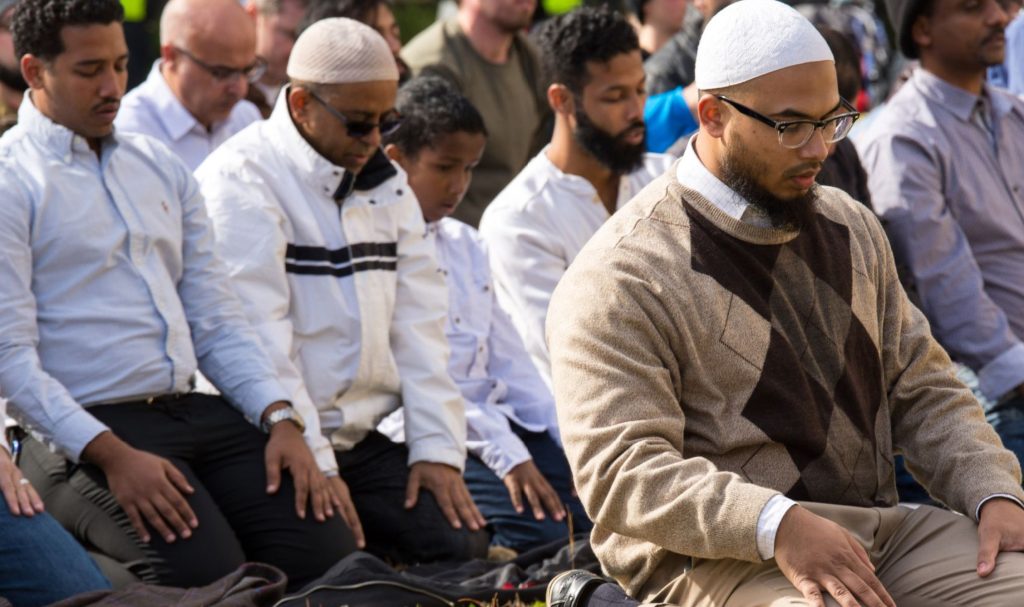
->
xmin=542 ymin=1 xmax=1024 ymax=606
xmin=402 ymin=0 xmax=549 ymax=227
xmin=479 ymin=7 xmax=673 ymax=391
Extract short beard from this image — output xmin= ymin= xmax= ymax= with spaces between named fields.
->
xmin=573 ymin=107 xmax=646 ymax=175
xmin=719 ymin=136 xmax=819 ymax=231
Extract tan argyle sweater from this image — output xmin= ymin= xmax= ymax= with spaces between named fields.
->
xmin=546 ymin=166 xmax=1024 ymax=599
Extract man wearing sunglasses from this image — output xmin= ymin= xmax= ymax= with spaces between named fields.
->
xmin=542 ymin=1 xmax=1024 ymax=606
xmin=115 ymin=0 xmax=263 ymax=170
xmin=196 ymin=18 xmax=489 ymax=565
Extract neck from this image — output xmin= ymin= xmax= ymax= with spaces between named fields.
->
xmin=548 ymin=120 xmax=621 ymax=213
xmin=693 ymin=131 xmax=724 ymax=181
xmin=638 ymin=24 xmax=672 ymax=55
xmin=457 ymin=8 xmax=516 ymax=64
xmin=919 ymin=57 xmax=987 ymax=95
xmin=161 ymin=63 xmax=213 ymax=130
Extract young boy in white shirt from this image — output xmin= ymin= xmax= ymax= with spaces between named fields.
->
xmin=384 ymin=76 xmax=591 ymax=552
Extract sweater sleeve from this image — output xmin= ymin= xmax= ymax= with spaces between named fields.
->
xmin=547 ymin=245 xmax=780 ymax=563
xmin=867 ymin=206 xmax=1024 ymax=516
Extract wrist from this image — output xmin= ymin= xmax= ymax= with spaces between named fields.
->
xmin=261 ymin=403 xmax=305 ymax=434
xmin=81 ymin=431 xmax=132 ymax=470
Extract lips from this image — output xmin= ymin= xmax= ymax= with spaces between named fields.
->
xmin=94 ymin=104 xmax=119 ymax=120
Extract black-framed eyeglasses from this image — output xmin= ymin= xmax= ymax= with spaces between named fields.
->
xmin=714 ymin=95 xmax=860 ymax=149
xmin=307 ymin=90 xmax=402 ymax=139
xmin=173 ymin=47 xmax=267 ymax=84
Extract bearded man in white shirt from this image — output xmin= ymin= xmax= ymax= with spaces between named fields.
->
xmin=478 ymin=7 xmax=674 ymax=390
xmin=115 ymin=0 xmax=264 ymax=170
xmin=197 ymin=18 xmax=489 ymax=564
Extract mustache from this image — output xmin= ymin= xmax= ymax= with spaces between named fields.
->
xmin=984 ymin=28 xmax=1006 ymax=45
xmin=615 ymin=121 xmax=645 ymax=141
xmin=783 ymin=162 xmax=822 ymax=178
xmin=91 ymin=98 xmax=121 ymax=112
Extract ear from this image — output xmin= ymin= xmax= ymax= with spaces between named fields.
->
xmin=547 ymin=83 xmax=575 ymax=116
xmin=911 ymin=14 xmax=932 ymax=53
xmin=384 ymin=143 xmax=404 ymax=164
xmin=697 ymin=94 xmax=727 ymax=139
xmin=20 ymin=54 xmax=46 ymax=90
xmin=159 ymin=44 xmax=177 ymax=70
xmin=288 ymin=86 xmax=310 ymax=122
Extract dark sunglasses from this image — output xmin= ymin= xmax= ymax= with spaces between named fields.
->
xmin=308 ymin=90 xmax=402 ymax=139
xmin=173 ymin=47 xmax=267 ymax=84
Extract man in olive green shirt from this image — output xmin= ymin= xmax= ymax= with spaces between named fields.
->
xmin=402 ymin=0 xmax=548 ymax=227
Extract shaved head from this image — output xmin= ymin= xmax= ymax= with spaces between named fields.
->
xmin=159 ymin=0 xmax=258 ymax=128
xmin=160 ymin=0 xmax=255 ymax=50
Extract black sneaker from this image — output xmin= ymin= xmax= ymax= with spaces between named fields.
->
xmin=546 ymin=569 xmax=608 ymax=607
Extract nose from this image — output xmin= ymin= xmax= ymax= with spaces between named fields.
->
xmin=988 ymin=0 xmax=1010 ymax=26
xmin=627 ymin=90 xmax=646 ymax=124
xmin=450 ymin=169 xmax=472 ymax=198
xmin=98 ymin=66 xmax=125 ymax=99
xmin=798 ymin=127 xmax=830 ymax=162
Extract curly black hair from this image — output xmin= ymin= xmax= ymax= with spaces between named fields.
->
xmin=297 ymin=0 xmax=392 ymax=35
xmin=383 ymin=76 xmax=487 ymax=159
xmin=12 ymin=0 xmax=124 ymax=61
xmin=534 ymin=6 xmax=640 ymax=97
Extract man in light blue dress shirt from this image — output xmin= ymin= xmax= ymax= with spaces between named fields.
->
xmin=861 ymin=0 xmax=1024 ymax=473
xmin=0 ymin=0 xmax=354 ymax=590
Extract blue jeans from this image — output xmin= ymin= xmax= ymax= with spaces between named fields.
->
xmin=0 ymin=500 xmax=110 ymax=606
xmin=463 ymin=424 xmax=592 ymax=552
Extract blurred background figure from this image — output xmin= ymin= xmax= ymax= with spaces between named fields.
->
xmin=402 ymin=0 xmax=549 ymax=227
xmin=988 ymin=0 xmax=1024 ymax=93
xmin=299 ymin=0 xmax=410 ymax=82
xmin=117 ymin=0 xmax=264 ymax=170
xmin=246 ymin=0 xmax=309 ymax=116
xmin=0 ymin=0 xmax=25 ymax=130
xmin=630 ymin=0 xmax=686 ymax=58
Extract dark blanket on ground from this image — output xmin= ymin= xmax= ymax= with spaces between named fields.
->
xmin=278 ymin=534 xmax=599 ymax=607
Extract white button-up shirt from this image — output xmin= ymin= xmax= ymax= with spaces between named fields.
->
xmin=0 ymin=95 xmax=288 ymax=461
xmin=479 ymin=147 xmax=675 ymax=389
xmin=430 ymin=218 xmax=559 ymax=478
xmin=116 ymin=61 xmax=261 ymax=171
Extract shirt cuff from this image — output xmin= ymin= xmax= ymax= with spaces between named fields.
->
xmin=756 ymin=494 xmax=798 ymax=560
xmin=471 ymin=435 xmax=532 ymax=479
xmin=407 ymin=439 xmax=466 ymax=473
xmin=230 ymin=378 xmax=291 ymax=428
xmin=976 ymin=494 xmax=1024 ymax=520
xmin=977 ymin=343 xmax=1024 ymax=402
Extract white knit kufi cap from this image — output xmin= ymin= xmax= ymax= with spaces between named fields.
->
xmin=694 ymin=0 xmax=833 ymax=90
xmin=287 ymin=17 xmax=399 ymax=84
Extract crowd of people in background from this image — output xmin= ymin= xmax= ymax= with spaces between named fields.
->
xmin=1 ymin=0 xmax=1024 ymax=605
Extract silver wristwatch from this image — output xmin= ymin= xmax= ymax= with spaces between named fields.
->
xmin=261 ymin=406 xmax=306 ymax=434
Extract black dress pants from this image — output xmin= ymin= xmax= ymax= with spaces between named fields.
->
xmin=21 ymin=394 xmax=355 ymax=590
xmin=335 ymin=431 xmax=489 ymax=564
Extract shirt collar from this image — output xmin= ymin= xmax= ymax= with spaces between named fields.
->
xmin=268 ymin=86 xmax=348 ymax=192
xmin=676 ymin=136 xmax=769 ymax=223
xmin=911 ymin=67 xmax=993 ymax=123
xmin=142 ymin=61 xmax=202 ymax=142
xmin=17 ymin=92 xmax=112 ymax=163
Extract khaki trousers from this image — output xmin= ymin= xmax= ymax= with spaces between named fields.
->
xmin=641 ymin=503 xmax=1024 ymax=606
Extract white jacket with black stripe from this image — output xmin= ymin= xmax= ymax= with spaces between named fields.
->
xmin=195 ymin=98 xmax=465 ymax=475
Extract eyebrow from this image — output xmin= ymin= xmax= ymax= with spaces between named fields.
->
xmin=73 ymin=54 xmax=128 ymax=68
xmin=772 ymin=100 xmax=843 ymax=120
